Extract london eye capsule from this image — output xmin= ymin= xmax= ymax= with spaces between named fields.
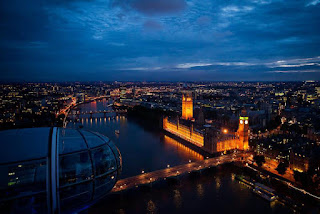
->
xmin=0 ymin=127 xmax=122 ymax=213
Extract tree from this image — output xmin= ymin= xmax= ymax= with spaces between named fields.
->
xmin=276 ymin=160 xmax=289 ymax=175
xmin=253 ymin=155 xmax=266 ymax=167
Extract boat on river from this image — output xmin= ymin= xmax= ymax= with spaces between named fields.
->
xmin=253 ymin=183 xmax=277 ymax=202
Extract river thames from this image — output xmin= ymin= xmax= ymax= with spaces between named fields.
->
xmin=68 ymin=99 xmax=294 ymax=214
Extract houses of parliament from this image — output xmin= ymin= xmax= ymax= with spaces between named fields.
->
xmin=163 ymin=92 xmax=249 ymax=154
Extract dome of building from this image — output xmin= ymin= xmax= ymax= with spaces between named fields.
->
xmin=0 ymin=127 xmax=122 ymax=213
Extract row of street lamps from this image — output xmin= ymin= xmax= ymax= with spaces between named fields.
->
xmin=115 ymin=154 xmax=243 ymax=191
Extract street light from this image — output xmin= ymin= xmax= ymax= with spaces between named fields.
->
xmin=167 ymin=164 xmax=170 ymax=168
xmin=223 ymin=129 xmax=228 ymax=134
xmin=141 ymin=170 xmax=145 ymax=174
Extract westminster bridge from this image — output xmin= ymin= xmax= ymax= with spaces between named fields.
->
xmin=112 ymin=152 xmax=252 ymax=192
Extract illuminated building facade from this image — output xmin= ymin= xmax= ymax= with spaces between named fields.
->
xmin=289 ymin=151 xmax=309 ymax=172
xmin=163 ymin=117 xmax=204 ymax=147
xmin=237 ymin=110 xmax=250 ymax=150
xmin=181 ymin=92 xmax=193 ymax=120
xmin=163 ymin=93 xmax=249 ymax=154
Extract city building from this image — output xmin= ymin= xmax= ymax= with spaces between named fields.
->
xmin=181 ymin=91 xmax=193 ymax=120
xmin=0 ymin=127 xmax=122 ymax=213
xmin=163 ymin=92 xmax=249 ymax=154
xmin=290 ymin=151 xmax=309 ymax=172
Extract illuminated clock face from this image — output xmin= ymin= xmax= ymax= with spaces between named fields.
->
xmin=240 ymin=120 xmax=243 ymax=124
xmin=245 ymin=120 xmax=248 ymax=124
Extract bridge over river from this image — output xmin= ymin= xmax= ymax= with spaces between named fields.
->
xmin=112 ymin=152 xmax=251 ymax=192
xmin=70 ymin=109 xmax=127 ymax=116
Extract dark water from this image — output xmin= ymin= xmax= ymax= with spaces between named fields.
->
xmin=89 ymin=168 xmax=293 ymax=214
xmin=68 ymin=99 xmax=294 ymax=214
xmin=69 ymin=99 xmax=203 ymax=178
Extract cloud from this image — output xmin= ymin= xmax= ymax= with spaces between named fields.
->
xmin=176 ymin=63 xmax=213 ymax=69
xmin=267 ymin=70 xmax=320 ymax=73
xmin=306 ymin=0 xmax=320 ymax=6
xmin=196 ymin=16 xmax=211 ymax=26
xmin=221 ymin=5 xmax=253 ymax=17
xmin=117 ymin=66 xmax=163 ymax=71
xmin=112 ymin=0 xmax=187 ymax=15
xmin=1 ymin=0 xmax=320 ymax=81
xmin=277 ymin=63 xmax=320 ymax=68
xmin=175 ymin=62 xmax=255 ymax=69
xmin=143 ymin=20 xmax=163 ymax=31
xmin=250 ymin=0 xmax=273 ymax=4
xmin=212 ymin=31 xmax=233 ymax=39
xmin=267 ymin=56 xmax=320 ymax=68
xmin=109 ymin=42 xmax=126 ymax=46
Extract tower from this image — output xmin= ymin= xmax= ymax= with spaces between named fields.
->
xmin=181 ymin=92 xmax=193 ymax=120
xmin=237 ymin=109 xmax=249 ymax=150
xmin=120 ymin=86 xmax=126 ymax=100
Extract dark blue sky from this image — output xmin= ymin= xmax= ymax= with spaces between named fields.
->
xmin=1 ymin=0 xmax=320 ymax=82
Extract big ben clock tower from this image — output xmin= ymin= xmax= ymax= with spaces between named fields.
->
xmin=181 ymin=92 xmax=193 ymax=120
xmin=237 ymin=109 xmax=249 ymax=150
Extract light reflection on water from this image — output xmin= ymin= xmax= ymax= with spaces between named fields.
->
xmin=68 ymin=100 xmax=204 ymax=178
xmin=163 ymin=135 xmax=203 ymax=161
xmin=89 ymin=170 xmax=293 ymax=214
xmin=70 ymin=100 xmax=294 ymax=214
xmin=215 ymin=177 xmax=221 ymax=190
xmin=173 ymin=189 xmax=182 ymax=208
xmin=196 ymin=184 xmax=204 ymax=198
xmin=146 ymin=200 xmax=157 ymax=213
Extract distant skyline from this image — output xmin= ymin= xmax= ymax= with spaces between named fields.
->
xmin=1 ymin=0 xmax=320 ymax=82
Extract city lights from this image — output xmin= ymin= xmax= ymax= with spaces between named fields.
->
xmin=1 ymin=0 xmax=320 ymax=211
